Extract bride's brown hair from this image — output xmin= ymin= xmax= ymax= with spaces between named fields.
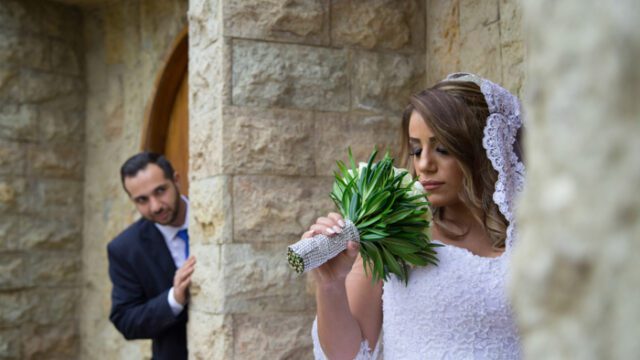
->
xmin=400 ymin=81 xmax=508 ymax=249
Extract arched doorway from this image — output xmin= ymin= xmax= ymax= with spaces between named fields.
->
xmin=142 ymin=26 xmax=189 ymax=196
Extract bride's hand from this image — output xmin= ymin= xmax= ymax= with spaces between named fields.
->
xmin=301 ymin=212 xmax=360 ymax=286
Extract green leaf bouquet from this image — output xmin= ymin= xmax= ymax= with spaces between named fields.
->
xmin=287 ymin=149 xmax=439 ymax=284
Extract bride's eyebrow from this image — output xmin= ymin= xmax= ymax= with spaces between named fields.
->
xmin=409 ymin=137 xmax=437 ymax=143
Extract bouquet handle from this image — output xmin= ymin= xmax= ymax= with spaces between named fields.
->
xmin=287 ymin=220 xmax=360 ymax=274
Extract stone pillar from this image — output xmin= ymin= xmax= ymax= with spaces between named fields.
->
xmin=512 ymin=0 xmax=640 ymax=358
xmin=426 ymin=0 xmax=525 ymax=96
xmin=0 ymin=1 xmax=84 ymax=358
xmin=187 ymin=0 xmax=426 ymax=358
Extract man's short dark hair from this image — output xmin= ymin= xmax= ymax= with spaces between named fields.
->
xmin=120 ymin=152 xmax=175 ymax=189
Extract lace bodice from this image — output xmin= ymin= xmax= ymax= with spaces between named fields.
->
xmin=312 ymin=242 xmax=520 ymax=359
xmin=381 ymin=242 xmax=520 ymax=359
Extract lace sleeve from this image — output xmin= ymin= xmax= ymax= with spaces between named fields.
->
xmin=311 ymin=317 xmax=381 ymax=360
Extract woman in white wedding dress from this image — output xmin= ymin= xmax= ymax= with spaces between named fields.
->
xmin=302 ymin=73 xmax=525 ymax=359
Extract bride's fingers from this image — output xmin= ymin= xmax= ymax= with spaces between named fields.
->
xmin=301 ymin=230 xmax=316 ymax=239
xmin=310 ymin=223 xmax=340 ymax=236
xmin=315 ymin=217 xmax=343 ymax=234
xmin=345 ymin=240 xmax=360 ymax=258
xmin=327 ymin=212 xmax=345 ymax=227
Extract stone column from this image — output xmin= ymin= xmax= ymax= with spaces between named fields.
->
xmin=512 ymin=0 xmax=640 ymax=358
xmin=0 ymin=1 xmax=84 ymax=358
xmin=187 ymin=0 xmax=426 ymax=358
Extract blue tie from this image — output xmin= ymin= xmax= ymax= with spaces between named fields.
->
xmin=176 ymin=229 xmax=189 ymax=259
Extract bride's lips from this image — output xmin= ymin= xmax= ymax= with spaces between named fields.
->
xmin=420 ymin=180 xmax=444 ymax=191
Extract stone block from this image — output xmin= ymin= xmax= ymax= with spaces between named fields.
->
xmin=232 ymin=40 xmax=349 ymax=111
xmin=0 ymin=329 xmax=20 ymax=359
xmin=222 ymin=243 xmax=315 ymax=314
xmin=28 ymin=252 xmax=80 ymax=286
xmin=222 ymin=106 xmax=315 ymax=175
xmin=21 ymin=323 xmax=78 ymax=359
xmin=0 ymin=291 xmax=31 ymax=324
xmin=28 ymin=144 xmax=83 ymax=179
xmin=0 ymin=104 xmax=39 ymax=142
xmin=332 ymin=0 xmax=423 ymax=51
xmin=0 ymin=31 xmax=21 ymax=65
xmin=233 ymin=313 xmax=315 ymax=359
xmin=0 ymin=178 xmax=26 ymax=213
xmin=0 ymin=254 xmax=25 ymax=290
xmin=20 ymin=71 xmax=83 ymax=104
xmin=224 ymin=0 xmax=329 ymax=45
xmin=36 ymin=179 xmax=83 ymax=208
xmin=459 ymin=0 xmax=502 ymax=83
xmin=40 ymin=108 xmax=84 ymax=143
xmin=0 ymin=1 xmax=27 ymax=29
xmin=425 ymin=0 xmax=461 ymax=85
xmin=30 ymin=288 xmax=78 ymax=325
xmin=0 ymin=140 xmax=25 ymax=175
xmin=141 ymin=0 xmax=188 ymax=52
xmin=188 ymin=243 xmax=225 ymax=314
xmin=0 ymin=66 xmax=21 ymax=102
xmin=20 ymin=217 xmax=81 ymax=250
xmin=352 ymin=50 xmax=425 ymax=113
xmin=51 ymin=40 xmax=81 ymax=76
xmin=190 ymin=177 xmax=232 ymax=244
xmin=233 ymin=175 xmax=335 ymax=243
xmin=313 ymin=112 xmax=403 ymax=176
xmin=189 ymin=40 xmax=226 ymax=180
xmin=189 ymin=0 xmax=221 ymax=49
xmin=0 ymin=214 xmax=20 ymax=250
xmin=187 ymin=312 xmax=233 ymax=360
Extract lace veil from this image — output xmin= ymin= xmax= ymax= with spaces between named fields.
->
xmin=444 ymin=72 xmax=525 ymax=250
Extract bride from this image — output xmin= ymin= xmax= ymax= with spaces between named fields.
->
xmin=301 ymin=73 xmax=525 ymax=359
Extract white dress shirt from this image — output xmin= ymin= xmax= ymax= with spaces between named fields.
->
xmin=154 ymin=196 xmax=189 ymax=316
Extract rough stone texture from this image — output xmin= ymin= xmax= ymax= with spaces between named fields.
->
xmin=313 ymin=112 xmax=403 ymax=176
xmin=352 ymin=50 xmax=425 ymax=113
xmin=426 ymin=0 xmax=525 ymax=97
xmin=232 ymin=39 xmax=349 ymax=111
xmin=189 ymin=177 xmax=232 ymax=244
xmin=223 ymin=243 xmax=315 ymax=313
xmin=222 ymin=105 xmax=315 ymax=176
xmin=512 ymin=0 xmax=640 ymax=359
xmin=225 ymin=0 xmax=329 ymax=45
xmin=332 ymin=0 xmax=423 ymax=51
xmin=233 ymin=313 xmax=316 ymax=359
xmin=0 ymin=2 xmax=84 ymax=359
xmin=233 ymin=175 xmax=334 ymax=243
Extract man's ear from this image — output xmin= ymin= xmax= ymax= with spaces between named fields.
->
xmin=173 ymin=172 xmax=181 ymax=188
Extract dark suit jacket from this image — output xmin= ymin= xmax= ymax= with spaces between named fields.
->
xmin=107 ymin=217 xmax=187 ymax=360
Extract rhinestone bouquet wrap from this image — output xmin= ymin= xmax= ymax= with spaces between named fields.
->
xmin=287 ymin=149 xmax=439 ymax=284
xmin=287 ymin=220 xmax=359 ymax=274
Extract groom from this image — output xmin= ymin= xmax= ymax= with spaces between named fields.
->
xmin=107 ymin=152 xmax=196 ymax=360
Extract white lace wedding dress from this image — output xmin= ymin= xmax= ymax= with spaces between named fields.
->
xmin=312 ymin=240 xmax=521 ymax=359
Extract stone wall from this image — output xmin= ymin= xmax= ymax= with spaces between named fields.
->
xmin=512 ymin=0 xmax=640 ymax=358
xmin=187 ymin=0 xmax=426 ymax=358
xmin=426 ymin=0 xmax=525 ymax=96
xmin=79 ymin=0 xmax=187 ymax=359
xmin=0 ymin=0 xmax=85 ymax=358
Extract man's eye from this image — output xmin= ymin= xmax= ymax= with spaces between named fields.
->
xmin=136 ymin=198 xmax=148 ymax=204
xmin=155 ymin=187 xmax=166 ymax=195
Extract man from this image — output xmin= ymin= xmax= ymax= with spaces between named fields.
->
xmin=107 ymin=152 xmax=196 ymax=360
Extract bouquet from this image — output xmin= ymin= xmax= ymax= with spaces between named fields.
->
xmin=287 ymin=149 xmax=439 ymax=284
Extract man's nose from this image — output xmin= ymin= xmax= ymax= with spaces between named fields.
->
xmin=149 ymin=196 xmax=163 ymax=213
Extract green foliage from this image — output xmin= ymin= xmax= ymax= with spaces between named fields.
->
xmin=330 ymin=148 xmax=439 ymax=284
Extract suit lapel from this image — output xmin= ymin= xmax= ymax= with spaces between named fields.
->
xmin=140 ymin=220 xmax=177 ymax=284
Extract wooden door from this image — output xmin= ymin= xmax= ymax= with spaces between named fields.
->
xmin=142 ymin=27 xmax=189 ymax=196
